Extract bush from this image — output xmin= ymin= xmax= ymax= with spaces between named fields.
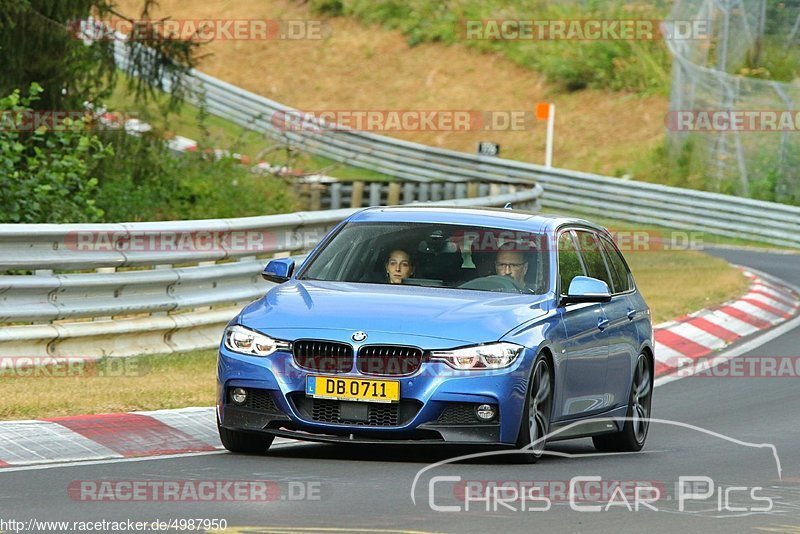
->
xmin=0 ymin=83 xmax=112 ymax=223
xmin=93 ymin=130 xmax=295 ymax=222
xmin=0 ymin=84 xmax=296 ymax=224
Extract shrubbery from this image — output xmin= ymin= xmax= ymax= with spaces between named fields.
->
xmin=94 ymin=131 xmax=295 ymax=222
xmin=0 ymin=84 xmax=295 ymax=223
xmin=0 ymin=84 xmax=111 ymax=223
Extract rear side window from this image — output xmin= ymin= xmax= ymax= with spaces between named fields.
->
xmin=600 ymin=236 xmax=633 ymax=293
xmin=557 ymin=231 xmax=585 ymax=294
xmin=574 ymin=231 xmax=613 ymax=290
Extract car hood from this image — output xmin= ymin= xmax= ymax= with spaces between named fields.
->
xmin=238 ymin=280 xmax=551 ymax=346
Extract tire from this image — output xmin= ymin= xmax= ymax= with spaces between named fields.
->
xmin=593 ymin=352 xmax=652 ymax=453
xmin=217 ymin=418 xmax=274 ymax=454
xmin=514 ymin=354 xmax=553 ymax=464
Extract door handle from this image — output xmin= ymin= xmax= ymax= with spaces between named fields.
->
xmin=627 ymin=308 xmax=636 ymax=321
xmin=597 ymin=317 xmax=609 ymax=331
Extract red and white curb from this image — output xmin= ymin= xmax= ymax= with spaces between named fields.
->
xmin=1 ymin=270 xmax=797 ymax=469
xmin=653 ymin=269 xmax=799 ymax=377
xmin=0 ymin=407 xmax=303 ymax=468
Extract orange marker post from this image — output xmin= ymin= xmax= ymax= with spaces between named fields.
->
xmin=535 ymin=102 xmax=555 ymax=168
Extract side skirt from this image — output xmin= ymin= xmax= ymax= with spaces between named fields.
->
xmin=547 ymin=405 xmax=628 ymax=441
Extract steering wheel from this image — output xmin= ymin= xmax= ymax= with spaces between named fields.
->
xmin=457 ymin=275 xmax=524 ymax=293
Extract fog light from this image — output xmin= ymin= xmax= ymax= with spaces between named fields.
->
xmin=230 ymin=387 xmax=248 ymax=405
xmin=475 ymin=404 xmax=496 ymax=421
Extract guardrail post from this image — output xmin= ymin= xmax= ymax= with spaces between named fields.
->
xmin=90 ymin=267 xmax=116 ymax=322
xmin=296 ymin=183 xmax=310 ymax=210
xmin=403 ymin=182 xmax=415 ymax=204
xmin=330 ymin=182 xmax=342 ymax=210
xmin=369 ymin=182 xmax=382 ymax=206
xmin=387 ymin=182 xmax=401 ymax=205
xmin=152 ymin=264 xmax=174 ymax=317
xmin=351 ymin=181 xmax=364 ymax=208
xmin=489 ymin=184 xmax=501 ymax=196
xmin=444 ymin=182 xmax=455 ymax=200
xmin=467 ymin=183 xmax=479 ymax=198
xmin=430 ymin=183 xmax=442 ymax=202
xmin=310 ymin=184 xmax=323 ymax=211
xmin=418 ymin=183 xmax=430 ymax=202
xmin=455 ymin=183 xmax=467 ymax=199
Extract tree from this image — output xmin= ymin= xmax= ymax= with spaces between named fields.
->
xmin=0 ymin=0 xmax=202 ymax=112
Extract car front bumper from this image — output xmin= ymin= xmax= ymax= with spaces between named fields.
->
xmin=217 ymin=346 xmax=532 ymax=445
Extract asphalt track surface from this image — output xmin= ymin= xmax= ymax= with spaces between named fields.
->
xmin=1 ymin=248 xmax=799 ymax=534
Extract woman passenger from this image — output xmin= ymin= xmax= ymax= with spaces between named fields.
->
xmin=385 ymin=249 xmax=414 ymax=284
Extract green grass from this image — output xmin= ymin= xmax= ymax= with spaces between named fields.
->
xmin=105 ymin=76 xmax=396 ymax=182
xmin=312 ymin=0 xmax=672 ymax=94
xmin=0 ymin=351 xmax=217 ymax=420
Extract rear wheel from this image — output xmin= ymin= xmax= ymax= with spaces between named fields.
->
xmin=514 ymin=355 xmax=553 ymax=463
xmin=593 ymin=352 xmax=652 ymax=452
xmin=217 ymin=418 xmax=274 ymax=454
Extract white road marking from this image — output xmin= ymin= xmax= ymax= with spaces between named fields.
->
xmin=0 ymin=440 xmax=312 ymax=473
xmin=0 ymin=421 xmax=121 ymax=465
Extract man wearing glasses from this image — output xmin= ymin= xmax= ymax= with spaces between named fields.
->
xmin=495 ymin=244 xmax=529 ymax=287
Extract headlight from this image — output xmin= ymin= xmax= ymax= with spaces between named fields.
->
xmin=428 ymin=342 xmax=523 ymax=370
xmin=223 ymin=325 xmax=289 ymax=357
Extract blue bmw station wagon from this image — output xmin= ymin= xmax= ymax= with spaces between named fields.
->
xmin=217 ymin=206 xmax=653 ymax=462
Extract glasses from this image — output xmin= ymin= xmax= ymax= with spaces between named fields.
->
xmin=496 ymin=262 xmax=526 ymax=270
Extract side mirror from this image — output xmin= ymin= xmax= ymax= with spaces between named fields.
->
xmin=262 ymin=258 xmax=295 ymax=284
xmin=560 ymin=276 xmax=612 ymax=305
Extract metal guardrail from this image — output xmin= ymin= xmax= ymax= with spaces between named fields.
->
xmin=113 ymin=43 xmax=800 ymax=248
xmin=5 ymin=38 xmax=798 ymax=358
xmin=0 ymin=187 xmax=541 ymax=358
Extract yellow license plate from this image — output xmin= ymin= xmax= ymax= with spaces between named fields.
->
xmin=306 ymin=376 xmax=400 ymax=403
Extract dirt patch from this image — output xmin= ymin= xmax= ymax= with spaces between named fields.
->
xmin=114 ymin=0 xmax=666 ymax=175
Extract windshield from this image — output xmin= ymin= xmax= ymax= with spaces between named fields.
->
xmin=299 ymin=222 xmax=550 ymax=294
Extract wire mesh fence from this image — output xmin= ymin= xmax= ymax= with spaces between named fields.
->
xmin=665 ymin=0 xmax=800 ymax=204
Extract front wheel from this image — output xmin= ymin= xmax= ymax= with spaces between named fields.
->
xmin=593 ymin=352 xmax=652 ymax=452
xmin=217 ymin=418 xmax=274 ymax=454
xmin=514 ymin=355 xmax=553 ymax=463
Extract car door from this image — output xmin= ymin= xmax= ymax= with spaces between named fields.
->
xmin=556 ymin=229 xmax=610 ymax=420
xmin=599 ymin=234 xmax=643 ymax=408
